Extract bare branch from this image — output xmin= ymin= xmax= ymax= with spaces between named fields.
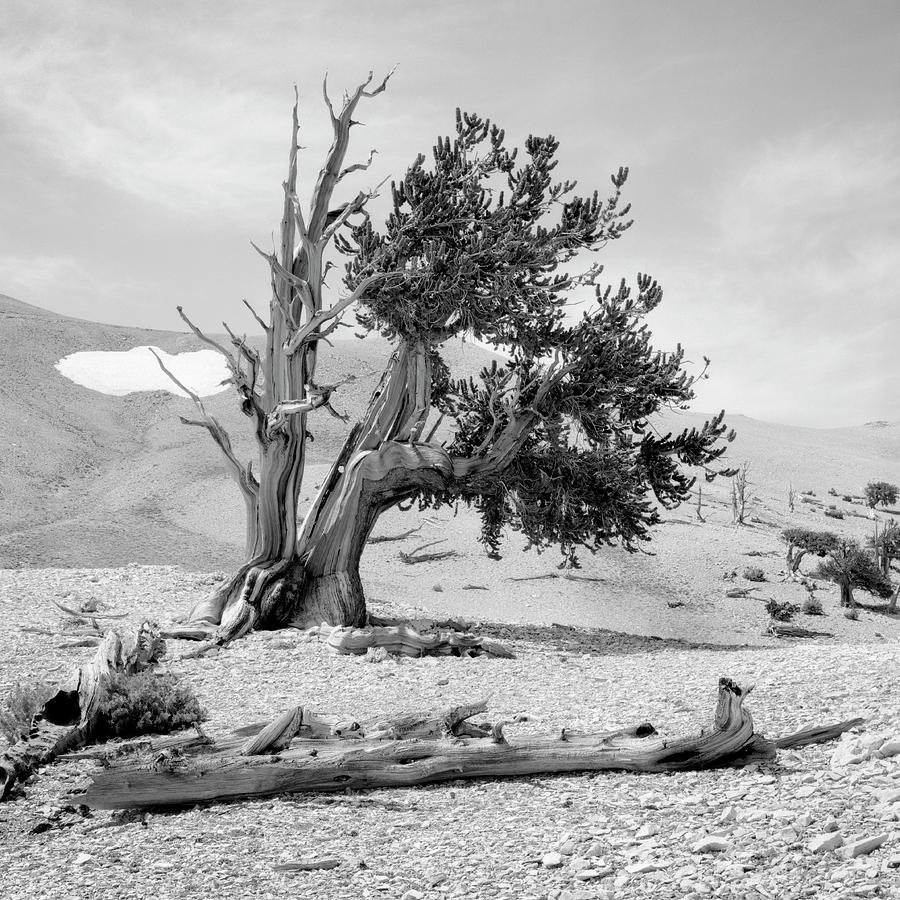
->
xmin=242 ymin=298 xmax=268 ymax=333
xmin=282 ymin=272 xmax=392 ymax=355
xmin=176 ymin=306 xmax=235 ymax=365
xmin=149 ymin=350 xmax=258 ymax=498
xmin=338 ymin=148 xmax=378 ymax=182
xmin=361 ymin=64 xmax=397 ymax=98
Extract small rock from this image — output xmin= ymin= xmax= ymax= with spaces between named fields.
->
xmin=878 ymin=739 xmax=900 ymax=758
xmin=809 ymin=833 xmax=844 ymax=853
xmin=795 ymin=785 xmax=816 ymax=798
xmin=635 ymin=823 xmax=659 ymax=839
xmin=585 ymin=842 xmax=606 ymax=858
xmin=838 ymin=834 xmax=888 ymax=859
xmin=822 ymin=818 xmax=840 ymax=833
xmin=74 ymin=853 xmax=92 ymax=866
xmin=364 ymin=646 xmax=389 ymax=663
xmin=625 ymin=860 xmax=659 ymax=874
xmin=573 ymin=869 xmax=605 ymax=881
xmin=558 ymin=839 xmax=578 ymax=855
xmin=875 ymin=788 xmax=900 ymax=804
xmin=886 ymin=855 xmax=900 ymax=868
xmin=692 ymin=837 xmax=731 ymax=854
xmin=432 ymin=584 xmax=443 ymax=592
xmin=400 ymin=891 xmax=424 ymax=900
xmin=542 ymin=851 xmax=563 ymax=868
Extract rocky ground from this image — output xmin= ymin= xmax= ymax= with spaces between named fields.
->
xmin=1 ymin=566 xmax=899 ymax=899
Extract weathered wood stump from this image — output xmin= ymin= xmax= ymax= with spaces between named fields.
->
xmin=0 ymin=623 xmax=163 ymax=800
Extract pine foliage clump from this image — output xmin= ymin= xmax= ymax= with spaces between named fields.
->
xmin=343 ymin=110 xmax=734 ymax=565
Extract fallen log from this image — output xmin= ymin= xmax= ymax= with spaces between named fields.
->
xmin=85 ymin=679 xmax=787 ymax=810
xmin=319 ymin=623 xmax=515 ymax=659
xmin=0 ymin=622 xmax=163 ymax=800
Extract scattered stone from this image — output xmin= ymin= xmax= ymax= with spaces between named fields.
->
xmin=878 ymin=739 xmax=900 ymax=758
xmin=400 ymin=891 xmax=424 ymax=900
xmin=692 ymin=837 xmax=731 ymax=854
xmin=625 ymin=860 xmax=659 ymax=874
xmin=542 ymin=851 xmax=563 ymax=868
xmin=574 ymin=869 xmax=606 ymax=881
xmin=838 ymin=834 xmax=888 ymax=859
xmin=364 ymin=646 xmax=389 ymax=663
xmin=809 ymin=833 xmax=844 ymax=853
xmin=74 ymin=853 xmax=92 ymax=866
xmin=795 ymin=785 xmax=816 ymax=798
xmin=432 ymin=584 xmax=443 ymax=592
xmin=635 ymin=823 xmax=659 ymax=839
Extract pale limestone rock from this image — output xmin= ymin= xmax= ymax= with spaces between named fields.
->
xmin=692 ymin=837 xmax=731 ymax=853
xmin=838 ymin=834 xmax=888 ymax=859
xmin=809 ymin=833 xmax=844 ymax=853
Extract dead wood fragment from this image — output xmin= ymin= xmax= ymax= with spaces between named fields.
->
xmin=398 ymin=539 xmax=459 ymax=564
xmin=273 ymin=858 xmax=341 ymax=872
xmin=767 ymin=623 xmax=833 ymax=639
xmin=0 ymin=622 xmax=164 ymax=800
xmin=240 ymin=706 xmax=304 ymax=755
xmin=461 ymin=584 xmax=489 ymax=591
xmin=367 ymin=525 xmax=424 ymax=544
xmin=320 ymin=623 xmax=515 ymax=659
xmin=507 ymin=572 xmax=604 ymax=583
xmin=774 ymin=717 xmax=864 ymax=749
xmin=51 ymin=599 xmax=127 ymax=620
xmin=82 ymin=679 xmax=839 ymax=810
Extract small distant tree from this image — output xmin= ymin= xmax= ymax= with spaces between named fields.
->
xmin=781 ymin=527 xmax=839 ymax=576
xmin=731 ymin=463 xmax=750 ymax=525
xmin=864 ymin=481 xmax=898 ymax=509
xmin=815 ymin=540 xmax=893 ymax=610
xmin=869 ymin=520 xmax=899 ymax=577
xmin=787 ymin=483 xmax=796 ymax=513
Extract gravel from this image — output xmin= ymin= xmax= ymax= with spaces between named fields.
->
xmin=1 ymin=565 xmax=898 ymax=899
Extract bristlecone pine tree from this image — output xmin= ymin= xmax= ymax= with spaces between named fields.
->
xmin=816 ymin=540 xmax=893 ymax=609
xmin=167 ymin=72 xmax=735 ymax=646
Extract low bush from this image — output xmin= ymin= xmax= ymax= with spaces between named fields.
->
xmin=743 ymin=566 xmax=765 ymax=582
xmin=766 ymin=598 xmax=799 ymax=622
xmin=842 ymin=494 xmax=853 ymax=502
xmin=802 ymin=595 xmax=824 ymax=616
xmin=99 ymin=671 xmax=206 ymax=740
xmin=824 ymin=509 xmax=843 ymax=519
xmin=0 ymin=680 xmax=55 ymax=744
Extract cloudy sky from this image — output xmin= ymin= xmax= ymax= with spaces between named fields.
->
xmin=1 ymin=0 xmax=897 ymax=426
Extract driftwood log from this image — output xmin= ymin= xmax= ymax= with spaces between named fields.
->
xmin=0 ymin=623 xmax=163 ymax=800
xmin=81 ymin=679 xmax=860 ymax=810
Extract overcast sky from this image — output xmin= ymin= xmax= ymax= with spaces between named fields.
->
xmin=1 ymin=0 xmax=897 ymax=426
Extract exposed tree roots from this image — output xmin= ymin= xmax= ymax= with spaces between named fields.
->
xmin=80 ymin=680 xmax=861 ymax=811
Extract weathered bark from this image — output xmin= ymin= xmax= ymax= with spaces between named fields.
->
xmin=81 ymin=679 xmax=861 ymax=810
xmin=839 ymin=580 xmax=854 ymax=608
xmin=0 ymin=623 xmax=163 ymax=800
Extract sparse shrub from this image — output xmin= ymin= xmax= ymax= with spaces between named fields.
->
xmin=742 ymin=566 xmax=765 ymax=582
xmin=844 ymin=607 xmax=859 ymax=621
xmin=828 ymin=488 xmax=838 ymax=497
xmin=99 ymin=671 xmax=206 ymax=740
xmin=842 ymin=494 xmax=853 ymax=502
xmin=802 ymin=595 xmax=824 ymax=616
xmin=766 ymin=599 xmax=799 ymax=622
xmin=0 ymin=680 xmax=55 ymax=744
xmin=802 ymin=490 xmax=816 ymax=497
xmin=865 ymin=481 xmax=898 ymax=509
xmin=824 ymin=509 xmax=844 ymax=520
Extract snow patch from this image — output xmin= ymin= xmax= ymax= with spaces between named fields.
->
xmin=55 ymin=346 xmax=230 ymax=398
